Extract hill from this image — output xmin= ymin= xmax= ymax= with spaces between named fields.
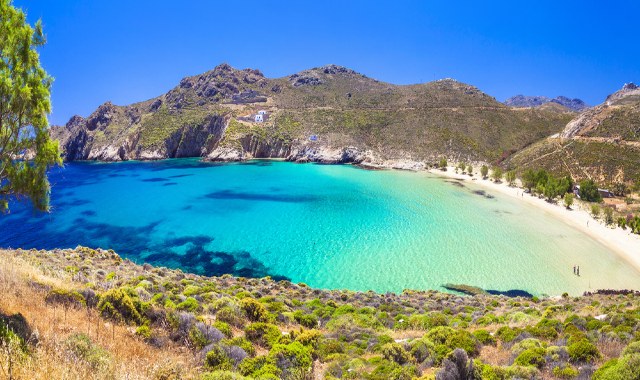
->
xmin=51 ymin=64 xmax=574 ymax=165
xmin=508 ymin=83 xmax=640 ymax=186
xmin=504 ymin=95 xmax=588 ymax=112
xmin=1 ymin=247 xmax=640 ymax=379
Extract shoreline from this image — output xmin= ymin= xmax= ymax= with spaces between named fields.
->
xmin=427 ymin=165 xmax=640 ymax=274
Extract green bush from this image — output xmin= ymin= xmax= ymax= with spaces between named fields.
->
xmin=64 ymin=333 xmax=111 ymax=371
xmin=495 ymin=326 xmax=519 ymax=343
xmin=567 ymin=338 xmax=600 ymax=363
xmin=176 ymin=297 xmax=200 ymax=312
xmin=553 ymin=364 xmax=579 ymax=379
xmin=514 ymin=347 xmax=546 ymax=368
xmin=135 ymin=325 xmax=152 ymax=340
xmin=244 ymin=322 xmax=281 ymax=348
xmin=425 ymin=326 xmax=479 ymax=360
xmin=214 ymin=321 xmax=233 ymax=339
xmin=380 ymin=343 xmax=411 ymax=365
xmin=44 ymin=289 xmax=86 ymax=309
xmin=473 ymin=329 xmax=495 ymax=345
xmin=97 ymin=287 xmax=145 ymax=325
xmin=201 ymin=370 xmax=251 ymax=380
xmin=205 ymin=345 xmax=234 ymax=371
xmin=593 ymin=354 xmax=640 ymax=380
xmin=267 ymin=341 xmax=312 ymax=376
xmin=580 ymin=179 xmax=603 ymax=202
xmin=293 ymin=311 xmax=318 ymax=328
xmin=240 ymin=298 xmax=270 ymax=323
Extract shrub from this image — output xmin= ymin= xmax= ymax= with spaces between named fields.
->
xmin=381 ymin=343 xmax=411 ymax=365
xmin=472 ymin=329 xmax=495 ymax=345
xmin=567 ymin=338 xmax=600 ymax=363
xmin=240 ymin=298 xmax=270 ymax=323
xmin=294 ymin=329 xmax=323 ymax=349
xmin=267 ymin=342 xmax=312 ymax=376
xmin=410 ymin=338 xmax=435 ymax=363
xmin=97 ymin=287 xmax=145 ymax=325
xmin=623 ymin=341 xmax=640 ymax=356
xmin=593 ymin=354 xmax=640 ymax=380
xmin=436 ymin=348 xmax=480 ymax=380
xmin=135 ymin=325 xmax=152 ymax=340
xmin=293 ymin=311 xmax=318 ymax=328
xmin=480 ymin=165 xmax=489 ymax=178
xmin=214 ymin=321 xmax=233 ymax=339
xmin=426 ymin=326 xmax=479 ymax=360
xmin=202 ymin=370 xmax=250 ymax=380
xmin=205 ymin=345 xmax=234 ymax=371
xmin=514 ymin=347 xmax=546 ymax=368
xmin=495 ymin=326 xmax=519 ymax=343
xmin=64 ymin=333 xmax=111 ymax=371
xmin=44 ymin=289 xmax=86 ymax=309
xmin=216 ymin=305 xmax=245 ymax=327
xmin=189 ymin=323 xmax=224 ymax=350
xmin=244 ymin=322 xmax=281 ymax=348
xmin=176 ymin=297 xmax=200 ymax=312
xmin=491 ymin=167 xmax=503 ymax=182
xmin=591 ymin=204 xmax=601 ymax=218
xmin=553 ymin=364 xmax=579 ymax=379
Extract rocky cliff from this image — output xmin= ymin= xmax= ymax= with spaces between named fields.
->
xmin=51 ymin=63 xmax=575 ymax=165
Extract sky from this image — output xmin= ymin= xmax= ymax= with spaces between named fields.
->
xmin=14 ymin=0 xmax=640 ymax=126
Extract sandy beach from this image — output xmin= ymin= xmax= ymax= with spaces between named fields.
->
xmin=428 ymin=166 xmax=640 ymax=275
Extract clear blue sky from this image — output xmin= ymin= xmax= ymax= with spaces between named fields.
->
xmin=15 ymin=0 xmax=640 ymax=126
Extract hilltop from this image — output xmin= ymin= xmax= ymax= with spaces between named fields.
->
xmin=509 ymin=83 xmax=640 ymax=186
xmin=51 ymin=64 xmax=574 ymax=165
xmin=504 ymin=95 xmax=588 ymax=112
xmin=1 ymin=247 xmax=639 ymax=379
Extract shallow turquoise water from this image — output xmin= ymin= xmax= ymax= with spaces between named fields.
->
xmin=1 ymin=159 xmax=638 ymax=295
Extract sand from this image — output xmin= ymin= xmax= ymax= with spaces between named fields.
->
xmin=429 ymin=166 xmax=640 ymax=274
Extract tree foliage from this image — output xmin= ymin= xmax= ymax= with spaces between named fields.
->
xmin=579 ymin=179 xmax=602 ymax=203
xmin=0 ymin=0 xmax=61 ymax=213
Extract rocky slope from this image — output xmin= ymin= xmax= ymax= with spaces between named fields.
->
xmin=504 ymin=95 xmax=588 ymax=112
xmin=508 ymin=83 xmax=640 ymax=185
xmin=51 ymin=64 xmax=574 ymax=165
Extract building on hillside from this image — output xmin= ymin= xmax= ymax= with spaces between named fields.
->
xmin=573 ymin=185 xmax=614 ymax=199
xmin=258 ymin=110 xmax=267 ymax=115
xmin=254 ymin=114 xmax=264 ymax=122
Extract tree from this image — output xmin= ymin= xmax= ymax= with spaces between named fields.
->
xmin=480 ymin=165 xmax=488 ymax=179
xmin=564 ymin=193 xmax=574 ymax=209
xmin=603 ymin=207 xmax=614 ymax=225
xmin=457 ymin=162 xmax=466 ymax=173
xmin=612 ymin=182 xmax=628 ymax=196
xmin=1 ymin=0 xmax=61 ymax=213
xmin=522 ymin=169 xmax=536 ymax=191
xmin=467 ymin=165 xmax=473 ymax=176
xmin=439 ymin=158 xmax=448 ymax=170
xmin=491 ymin=167 xmax=503 ymax=182
xmin=505 ymin=170 xmax=516 ymax=186
xmin=579 ymin=179 xmax=602 ymax=203
xmin=591 ymin=204 xmax=601 ymax=219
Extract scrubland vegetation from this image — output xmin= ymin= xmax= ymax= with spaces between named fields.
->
xmin=1 ymin=247 xmax=640 ymax=379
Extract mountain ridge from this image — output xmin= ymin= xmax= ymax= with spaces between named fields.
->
xmin=51 ymin=63 xmax=574 ymax=166
xmin=504 ymin=94 xmax=588 ymax=112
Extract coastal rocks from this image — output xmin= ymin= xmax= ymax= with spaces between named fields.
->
xmin=287 ymin=146 xmax=371 ymax=164
xmin=205 ymin=147 xmax=246 ymax=162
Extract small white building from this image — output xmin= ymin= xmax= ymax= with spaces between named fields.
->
xmin=254 ymin=114 xmax=264 ymax=123
xmin=258 ymin=110 xmax=267 ymax=115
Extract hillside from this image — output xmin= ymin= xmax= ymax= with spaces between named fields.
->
xmin=51 ymin=64 xmax=574 ymax=165
xmin=504 ymin=95 xmax=588 ymax=112
xmin=1 ymin=247 xmax=639 ymax=379
xmin=509 ymin=83 xmax=640 ymax=186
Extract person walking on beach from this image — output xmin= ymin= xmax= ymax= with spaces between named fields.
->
xmin=577 ymin=266 xmax=580 ymax=276
xmin=573 ymin=265 xmax=576 ymax=275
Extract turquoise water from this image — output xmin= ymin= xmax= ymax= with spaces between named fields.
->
xmin=1 ymin=159 xmax=638 ymax=295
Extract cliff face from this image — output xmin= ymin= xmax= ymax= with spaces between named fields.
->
xmin=51 ymin=63 xmax=574 ymax=165
xmin=504 ymin=95 xmax=588 ymax=112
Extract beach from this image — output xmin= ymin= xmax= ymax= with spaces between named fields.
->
xmin=430 ymin=165 xmax=640 ymax=274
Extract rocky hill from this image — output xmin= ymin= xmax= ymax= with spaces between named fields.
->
xmin=509 ymin=83 xmax=640 ymax=186
xmin=504 ymin=95 xmax=588 ymax=112
xmin=51 ymin=64 xmax=574 ymax=165
xmin=1 ymin=247 xmax=639 ymax=379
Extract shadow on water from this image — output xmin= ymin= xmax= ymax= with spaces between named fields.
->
xmin=162 ymin=182 xmax=178 ymax=186
xmin=487 ymin=289 xmax=534 ymax=298
xmin=142 ymin=177 xmax=170 ymax=182
xmin=202 ymin=189 xmax=318 ymax=203
xmin=472 ymin=190 xmax=495 ymax=199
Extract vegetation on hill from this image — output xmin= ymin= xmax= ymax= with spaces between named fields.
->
xmin=2 ymin=247 xmax=639 ymax=379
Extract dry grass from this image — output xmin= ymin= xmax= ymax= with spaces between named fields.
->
xmin=0 ymin=253 xmax=199 ymax=380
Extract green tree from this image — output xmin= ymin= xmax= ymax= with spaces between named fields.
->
xmin=0 ymin=0 xmax=61 ymax=213
xmin=591 ymin=204 xmax=601 ymax=219
xmin=439 ymin=158 xmax=448 ymax=170
xmin=505 ymin=170 xmax=516 ymax=186
xmin=480 ymin=165 xmax=488 ymax=179
xmin=564 ymin=193 xmax=574 ymax=209
xmin=457 ymin=162 xmax=466 ymax=173
xmin=603 ymin=207 xmax=614 ymax=226
xmin=466 ymin=165 xmax=473 ymax=176
xmin=491 ymin=167 xmax=503 ymax=182
xmin=579 ymin=179 xmax=602 ymax=203
xmin=521 ymin=169 xmax=537 ymax=191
